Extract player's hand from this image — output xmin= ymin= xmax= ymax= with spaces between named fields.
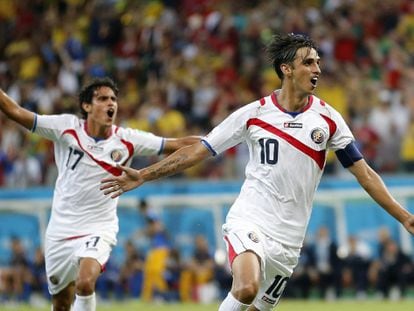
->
xmin=100 ymin=165 xmax=143 ymax=198
xmin=402 ymin=214 xmax=414 ymax=235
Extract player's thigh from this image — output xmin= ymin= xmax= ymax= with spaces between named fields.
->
xmin=232 ymin=250 xmax=262 ymax=289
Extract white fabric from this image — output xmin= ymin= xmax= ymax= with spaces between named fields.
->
xmin=203 ymin=92 xmax=354 ymax=248
xmin=73 ymin=293 xmax=96 ymax=311
xmin=218 ymin=292 xmax=250 ymax=311
xmin=45 ymin=234 xmax=113 ymax=295
xmin=33 ymin=114 xmax=163 ymax=242
xmin=223 ymin=220 xmax=300 ymax=310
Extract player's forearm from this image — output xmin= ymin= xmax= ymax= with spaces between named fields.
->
xmin=359 ymin=169 xmax=410 ymax=223
xmin=140 ymin=144 xmax=207 ymax=182
xmin=0 ymin=89 xmax=34 ymax=129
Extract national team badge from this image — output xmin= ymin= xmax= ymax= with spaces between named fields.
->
xmin=248 ymin=232 xmax=259 ymax=243
xmin=310 ymin=128 xmax=326 ymax=144
xmin=110 ymin=149 xmax=124 ymax=162
xmin=49 ymin=275 xmax=59 ymax=285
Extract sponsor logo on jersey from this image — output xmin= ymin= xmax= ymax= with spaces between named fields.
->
xmin=110 ymin=149 xmax=124 ymax=162
xmin=49 ymin=275 xmax=59 ymax=285
xmin=87 ymin=145 xmax=104 ymax=152
xmin=261 ymin=295 xmax=276 ymax=304
xmin=248 ymin=231 xmax=259 ymax=243
xmin=283 ymin=122 xmax=303 ymax=128
xmin=310 ymin=127 xmax=326 ymax=144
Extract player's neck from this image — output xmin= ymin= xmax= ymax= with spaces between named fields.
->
xmin=84 ymin=120 xmax=112 ymax=140
xmin=277 ymin=89 xmax=309 ymax=112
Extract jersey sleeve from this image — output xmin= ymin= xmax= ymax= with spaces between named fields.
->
xmin=122 ymin=128 xmax=164 ymax=156
xmin=202 ymin=102 xmax=257 ymax=156
xmin=325 ymin=106 xmax=355 ymax=151
xmin=32 ymin=114 xmax=78 ymax=141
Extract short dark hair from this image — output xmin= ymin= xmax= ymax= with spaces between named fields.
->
xmin=78 ymin=77 xmax=119 ymax=119
xmin=266 ymin=33 xmax=318 ymax=80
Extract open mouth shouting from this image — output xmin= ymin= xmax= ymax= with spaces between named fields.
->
xmin=107 ymin=108 xmax=115 ymax=118
xmin=310 ymin=77 xmax=318 ymax=88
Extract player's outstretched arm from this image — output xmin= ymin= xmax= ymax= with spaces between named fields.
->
xmin=162 ymin=136 xmax=202 ymax=154
xmin=100 ymin=141 xmax=211 ymax=198
xmin=348 ymin=159 xmax=414 ymax=234
xmin=0 ymin=88 xmax=35 ymax=130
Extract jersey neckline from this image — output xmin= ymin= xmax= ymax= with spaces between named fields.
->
xmin=270 ymin=91 xmax=313 ymax=117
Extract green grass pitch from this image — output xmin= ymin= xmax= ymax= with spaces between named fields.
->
xmin=3 ymin=299 xmax=414 ymax=311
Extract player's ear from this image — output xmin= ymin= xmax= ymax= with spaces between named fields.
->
xmin=82 ymin=102 xmax=92 ymax=113
xmin=280 ymin=63 xmax=292 ymax=77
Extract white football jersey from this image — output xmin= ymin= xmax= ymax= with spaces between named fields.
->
xmin=202 ymin=91 xmax=355 ymax=248
xmin=33 ymin=114 xmax=164 ymax=243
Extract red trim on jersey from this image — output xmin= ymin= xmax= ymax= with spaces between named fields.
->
xmin=62 ymin=129 xmax=124 ymax=176
xmin=120 ymin=139 xmax=134 ymax=165
xmin=224 ymin=235 xmax=237 ymax=266
xmin=62 ymin=234 xmax=90 ymax=241
xmin=320 ymin=114 xmax=337 ymax=139
xmin=247 ymin=118 xmax=326 ymax=169
xmin=259 ymin=97 xmax=266 ymax=106
xmin=271 ymin=92 xmax=313 ymax=113
xmin=319 ymin=99 xmax=326 ymax=106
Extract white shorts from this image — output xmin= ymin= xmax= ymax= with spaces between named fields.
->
xmin=222 ymin=221 xmax=301 ymax=311
xmin=45 ymin=234 xmax=114 ymax=295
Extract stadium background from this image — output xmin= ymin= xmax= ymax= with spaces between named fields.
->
xmin=0 ymin=0 xmax=414 ymax=308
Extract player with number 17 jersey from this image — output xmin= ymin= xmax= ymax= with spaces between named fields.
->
xmin=33 ymin=113 xmax=164 ymax=244
xmin=202 ymin=91 xmax=354 ymax=248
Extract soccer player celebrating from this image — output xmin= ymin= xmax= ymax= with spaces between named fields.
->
xmin=0 ymin=77 xmax=199 ymax=311
xmin=100 ymin=34 xmax=414 ymax=311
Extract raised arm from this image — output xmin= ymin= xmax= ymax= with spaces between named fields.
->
xmin=0 ymin=88 xmax=35 ymax=130
xmin=100 ymin=141 xmax=211 ymax=198
xmin=348 ymin=159 xmax=414 ymax=234
xmin=162 ymin=136 xmax=201 ymax=154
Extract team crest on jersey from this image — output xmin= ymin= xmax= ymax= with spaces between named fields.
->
xmin=310 ymin=128 xmax=326 ymax=144
xmin=49 ymin=275 xmax=59 ymax=285
xmin=248 ymin=231 xmax=259 ymax=243
xmin=110 ymin=149 xmax=124 ymax=162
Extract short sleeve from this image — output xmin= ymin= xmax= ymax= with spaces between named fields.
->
xmin=34 ymin=114 xmax=78 ymax=141
xmin=202 ymin=102 xmax=258 ymax=155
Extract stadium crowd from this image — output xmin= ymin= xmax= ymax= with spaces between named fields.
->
xmin=1 ymin=0 xmax=414 ymax=306
xmin=2 ymin=222 xmax=414 ymax=305
xmin=1 ymin=0 xmax=414 ymax=187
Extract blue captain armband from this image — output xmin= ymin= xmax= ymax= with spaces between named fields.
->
xmin=335 ymin=141 xmax=363 ymax=168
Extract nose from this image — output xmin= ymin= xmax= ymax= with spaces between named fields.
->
xmin=314 ymin=63 xmax=321 ymax=74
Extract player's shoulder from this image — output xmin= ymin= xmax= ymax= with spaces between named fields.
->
xmin=309 ymin=95 xmax=340 ymax=116
xmin=36 ymin=113 xmax=81 ymax=128
xmin=113 ymin=125 xmax=158 ymax=139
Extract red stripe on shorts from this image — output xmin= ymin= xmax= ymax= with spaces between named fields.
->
xmin=224 ymin=235 xmax=237 ymax=266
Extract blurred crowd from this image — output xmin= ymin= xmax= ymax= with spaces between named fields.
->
xmin=1 ymin=0 xmax=414 ymax=187
xmin=2 ymin=211 xmax=414 ymax=306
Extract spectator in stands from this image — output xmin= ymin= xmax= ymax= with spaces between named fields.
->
xmin=180 ymin=234 xmax=216 ymax=303
xmin=164 ymin=248 xmax=183 ymax=302
xmin=342 ymin=236 xmax=372 ymax=299
xmin=28 ymin=247 xmax=49 ymax=303
xmin=372 ymin=239 xmax=414 ymax=299
xmin=116 ymin=240 xmax=144 ymax=300
xmin=0 ymin=77 xmax=199 ymax=311
xmin=101 ymin=33 xmax=414 ymax=311
xmin=136 ymin=199 xmax=172 ymax=302
xmin=311 ymin=227 xmax=343 ymax=300
xmin=6 ymin=236 xmax=32 ymax=302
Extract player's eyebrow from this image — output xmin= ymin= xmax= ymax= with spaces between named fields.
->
xmin=96 ymin=94 xmax=117 ymax=101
